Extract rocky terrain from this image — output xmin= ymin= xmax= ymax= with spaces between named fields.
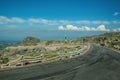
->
xmin=0 ymin=32 xmax=119 ymax=69
xmin=0 ymin=36 xmax=88 ymax=69
xmin=76 ymin=32 xmax=120 ymax=50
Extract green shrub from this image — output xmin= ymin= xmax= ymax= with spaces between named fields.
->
xmin=2 ymin=58 xmax=9 ymax=64
xmin=22 ymin=36 xmax=40 ymax=46
xmin=45 ymin=41 xmax=53 ymax=45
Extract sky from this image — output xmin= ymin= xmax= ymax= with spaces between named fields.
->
xmin=0 ymin=0 xmax=120 ymax=41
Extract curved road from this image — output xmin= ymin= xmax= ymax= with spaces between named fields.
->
xmin=0 ymin=45 xmax=120 ymax=80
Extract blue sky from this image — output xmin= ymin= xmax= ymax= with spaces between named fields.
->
xmin=0 ymin=0 xmax=120 ymax=41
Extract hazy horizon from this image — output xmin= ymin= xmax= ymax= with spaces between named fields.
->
xmin=0 ymin=30 xmax=107 ymax=41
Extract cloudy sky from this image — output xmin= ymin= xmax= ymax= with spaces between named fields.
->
xmin=0 ymin=0 xmax=120 ymax=40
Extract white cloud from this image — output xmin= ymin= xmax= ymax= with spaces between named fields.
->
xmin=58 ymin=26 xmax=65 ymax=30
xmin=40 ymin=19 xmax=49 ymax=24
xmin=28 ymin=18 xmax=40 ymax=23
xmin=113 ymin=12 xmax=119 ymax=16
xmin=113 ymin=28 xmax=120 ymax=32
xmin=66 ymin=25 xmax=78 ymax=30
xmin=91 ymin=21 xmax=110 ymax=24
xmin=97 ymin=25 xmax=109 ymax=31
xmin=28 ymin=18 xmax=47 ymax=24
xmin=0 ymin=16 xmax=10 ymax=24
xmin=0 ymin=15 xmax=119 ymax=32
xmin=28 ymin=18 xmax=71 ymax=25
xmin=75 ymin=20 xmax=110 ymax=25
xmin=0 ymin=16 xmax=25 ymax=24
xmin=28 ymin=18 xmax=110 ymax=25
xmin=91 ymin=21 xmax=101 ymax=24
xmin=84 ymin=26 xmax=91 ymax=31
xmin=76 ymin=20 xmax=90 ymax=24
xmin=28 ymin=18 xmax=57 ymax=25
xmin=112 ymin=21 xmax=120 ymax=24
xmin=0 ymin=15 xmax=117 ymax=26
xmin=58 ymin=24 xmax=110 ymax=31
xmin=58 ymin=25 xmax=79 ymax=30
xmin=11 ymin=17 xmax=25 ymax=23
xmin=28 ymin=19 xmax=71 ymax=25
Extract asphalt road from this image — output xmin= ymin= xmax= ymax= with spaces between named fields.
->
xmin=0 ymin=45 xmax=120 ymax=80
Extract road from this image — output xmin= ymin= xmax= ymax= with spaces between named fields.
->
xmin=0 ymin=45 xmax=120 ymax=80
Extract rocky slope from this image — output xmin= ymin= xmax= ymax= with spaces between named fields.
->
xmin=76 ymin=32 xmax=120 ymax=50
xmin=0 ymin=37 xmax=87 ymax=68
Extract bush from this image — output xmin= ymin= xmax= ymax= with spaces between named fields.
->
xmin=1 ymin=57 xmax=9 ymax=64
xmin=22 ymin=36 xmax=40 ymax=46
xmin=45 ymin=41 xmax=53 ymax=45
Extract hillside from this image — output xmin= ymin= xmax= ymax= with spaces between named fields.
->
xmin=76 ymin=32 xmax=120 ymax=50
xmin=0 ymin=36 xmax=88 ymax=69
xmin=0 ymin=32 xmax=119 ymax=69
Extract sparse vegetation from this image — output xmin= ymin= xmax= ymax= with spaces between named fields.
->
xmin=45 ymin=40 xmax=53 ymax=45
xmin=76 ymin=32 xmax=120 ymax=50
xmin=2 ymin=58 xmax=9 ymax=64
xmin=22 ymin=36 xmax=40 ymax=46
